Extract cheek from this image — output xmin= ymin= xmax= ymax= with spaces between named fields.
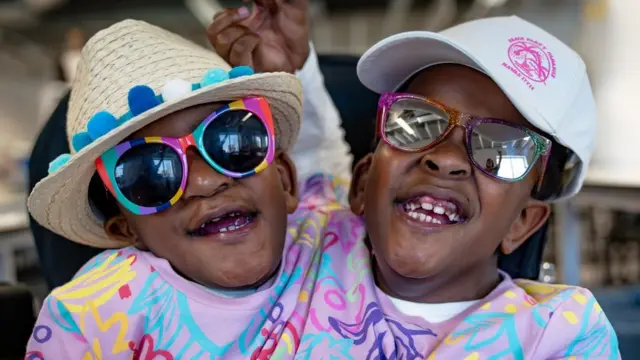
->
xmin=367 ymin=149 xmax=405 ymax=201
xmin=125 ymin=211 xmax=181 ymax=245
xmin=245 ymin=169 xmax=286 ymax=210
xmin=243 ymin=170 xmax=288 ymax=234
xmin=363 ymin=163 xmax=389 ymax=220
xmin=474 ymin=175 xmax=528 ymax=231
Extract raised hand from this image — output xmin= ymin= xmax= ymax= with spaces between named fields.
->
xmin=207 ymin=0 xmax=310 ymax=73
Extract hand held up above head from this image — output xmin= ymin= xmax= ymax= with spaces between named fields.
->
xmin=208 ymin=0 xmax=310 ymax=73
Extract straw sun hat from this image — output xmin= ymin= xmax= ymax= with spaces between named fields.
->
xmin=28 ymin=20 xmax=303 ymax=248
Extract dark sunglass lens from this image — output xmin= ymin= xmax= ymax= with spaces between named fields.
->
xmin=114 ymin=143 xmax=183 ymax=207
xmin=202 ymin=110 xmax=269 ymax=173
xmin=384 ymin=98 xmax=449 ymax=150
xmin=470 ymin=123 xmax=538 ymax=180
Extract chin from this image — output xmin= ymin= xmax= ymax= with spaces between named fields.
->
xmin=385 ymin=247 xmax=445 ymax=280
xmin=375 ymin=224 xmax=457 ymax=279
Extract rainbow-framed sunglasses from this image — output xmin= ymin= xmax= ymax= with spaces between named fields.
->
xmin=377 ymin=92 xmax=552 ymax=189
xmin=95 ymin=97 xmax=275 ymax=215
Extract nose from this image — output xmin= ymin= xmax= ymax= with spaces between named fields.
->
xmin=183 ymin=148 xmax=232 ymax=200
xmin=419 ymin=127 xmax=472 ymax=180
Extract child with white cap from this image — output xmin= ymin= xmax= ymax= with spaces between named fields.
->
xmin=342 ymin=15 xmax=621 ymax=358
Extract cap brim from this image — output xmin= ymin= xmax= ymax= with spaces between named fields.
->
xmin=357 ymin=31 xmax=553 ymax=135
xmin=28 ymin=72 xmax=302 ymax=248
xmin=357 ymin=31 xmax=483 ymax=93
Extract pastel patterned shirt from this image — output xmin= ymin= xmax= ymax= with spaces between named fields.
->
xmin=26 ymin=174 xmax=619 ymax=359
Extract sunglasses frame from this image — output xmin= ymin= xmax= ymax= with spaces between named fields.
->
xmin=377 ymin=92 xmax=552 ymax=189
xmin=95 ymin=96 xmax=276 ymax=215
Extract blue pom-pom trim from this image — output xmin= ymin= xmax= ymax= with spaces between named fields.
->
xmin=48 ymin=153 xmax=72 ymax=174
xmin=119 ymin=112 xmax=133 ymax=123
xmin=229 ymin=66 xmax=255 ymax=79
xmin=201 ymin=68 xmax=230 ymax=86
xmin=72 ymin=132 xmax=93 ymax=152
xmin=128 ymin=85 xmax=161 ymax=116
xmin=76 ymin=66 xmax=257 ymax=150
xmin=87 ymin=111 xmax=118 ymax=141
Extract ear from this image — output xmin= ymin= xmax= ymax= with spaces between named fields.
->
xmin=500 ymin=199 xmax=551 ymax=255
xmin=104 ymin=215 xmax=147 ymax=250
xmin=274 ymin=151 xmax=299 ymax=214
xmin=349 ymin=154 xmax=373 ymax=216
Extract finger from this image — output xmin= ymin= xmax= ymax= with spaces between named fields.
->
xmin=277 ymin=0 xmax=308 ymax=42
xmin=228 ymin=33 xmax=261 ymax=68
xmin=213 ymin=10 xmax=226 ymax=21
xmin=278 ymin=0 xmax=308 ymax=26
xmin=207 ymin=7 xmax=251 ymax=39
xmin=254 ymin=0 xmax=278 ymax=12
xmin=211 ymin=25 xmax=253 ymax=60
xmin=280 ymin=0 xmax=308 ymax=11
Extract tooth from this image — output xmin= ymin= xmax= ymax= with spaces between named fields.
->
xmin=448 ymin=213 xmax=456 ymax=221
xmin=229 ymin=226 xmax=236 ymax=231
xmin=434 ymin=206 xmax=445 ymax=214
xmin=220 ymin=228 xmax=228 ymax=232
xmin=421 ymin=203 xmax=433 ymax=211
xmin=419 ymin=213 xmax=426 ymax=222
xmin=410 ymin=212 xmax=419 ymax=219
xmin=434 ymin=219 xmax=442 ymax=224
xmin=426 ymin=215 xmax=433 ymax=222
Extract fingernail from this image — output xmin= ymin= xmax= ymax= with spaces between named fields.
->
xmin=234 ymin=6 xmax=250 ymax=20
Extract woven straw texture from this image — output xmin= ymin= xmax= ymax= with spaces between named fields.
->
xmin=28 ymin=19 xmax=303 ymax=248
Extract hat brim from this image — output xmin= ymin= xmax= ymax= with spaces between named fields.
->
xmin=28 ymin=72 xmax=302 ymax=248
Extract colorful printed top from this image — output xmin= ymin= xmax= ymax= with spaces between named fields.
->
xmin=26 ymin=174 xmax=619 ymax=359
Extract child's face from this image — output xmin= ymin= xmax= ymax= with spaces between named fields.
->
xmin=350 ymin=65 xmax=551 ymax=302
xmin=105 ymin=103 xmax=298 ymax=289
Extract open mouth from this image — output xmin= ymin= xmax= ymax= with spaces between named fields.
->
xmin=398 ymin=195 xmax=466 ymax=226
xmin=188 ymin=211 xmax=258 ymax=237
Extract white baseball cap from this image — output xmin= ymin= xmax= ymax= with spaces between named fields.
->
xmin=357 ymin=16 xmax=596 ymax=200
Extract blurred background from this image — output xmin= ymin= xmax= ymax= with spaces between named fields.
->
xmin=2 ymin=0 xmax=640 ymax=357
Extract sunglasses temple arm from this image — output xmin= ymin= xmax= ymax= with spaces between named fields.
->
xmin=535 ymin=142 xmax=552 ymax=192
xmin=375 ymin=106 xmax=385 ymax=139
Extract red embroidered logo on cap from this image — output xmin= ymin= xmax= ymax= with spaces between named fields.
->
xmin=502 ymin=37 xmax=557 ymax=91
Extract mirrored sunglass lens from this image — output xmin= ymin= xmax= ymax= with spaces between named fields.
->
xmin=202 ymin=109 xmax=269 ymax=173
xmin=114 ymin=143 xmax=183 ymax=207
xmin=470 ymin=123 xmax=538 ymax=180
xmin=383 ymin=98 xmax=449 ymax=150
